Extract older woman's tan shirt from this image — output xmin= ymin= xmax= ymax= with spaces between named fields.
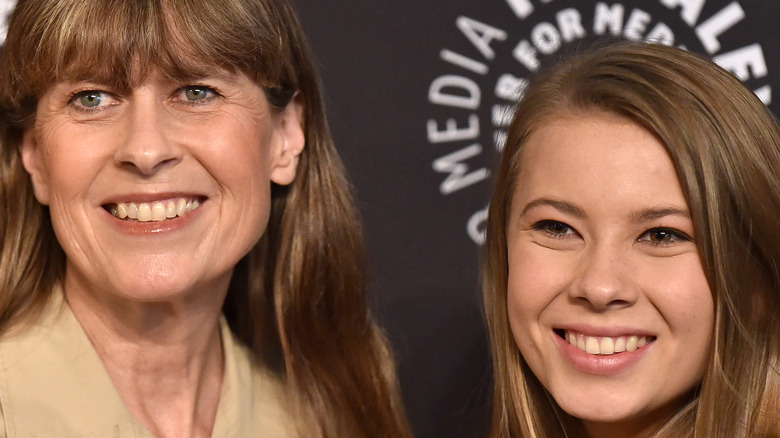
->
xmin=0 ymin=292 xmax=296 ymax=437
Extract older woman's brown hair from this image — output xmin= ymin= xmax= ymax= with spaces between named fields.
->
xmin=0 ymin=0 xmax=410 ymax=436
xmin=483 ymin=41 xmax=780 ymax=437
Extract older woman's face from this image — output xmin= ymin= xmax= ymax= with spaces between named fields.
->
xmin=505 ymin=112 xmax=713 ymax=437
xmin=21 ymin=70 xmax=304 ymax=302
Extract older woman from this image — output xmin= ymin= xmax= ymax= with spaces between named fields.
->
xmin=483 ymin=42 xmax=780 ymax=437
xmin=0 ymin=0 xmax=410 ymax=437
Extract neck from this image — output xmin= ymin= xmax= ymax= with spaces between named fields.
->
xmin=63 ymin=270 xmax=229 ymax=438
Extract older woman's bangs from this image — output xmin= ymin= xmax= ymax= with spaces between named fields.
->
xmin=1 ymin=0 xmax=287 ymax=106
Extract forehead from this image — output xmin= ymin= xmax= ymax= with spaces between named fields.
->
xmin=513 ymin=112 xmax=686 ymax=212
xmin=59 ymin=58 xmax=239 ymax=91
xmin=10 ymin=0 xmax=272 ymax=99
xmin=55 ymin=48 xmax=243 ymax=95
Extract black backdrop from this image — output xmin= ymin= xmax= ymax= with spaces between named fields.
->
xmin=291 ymin=1 xmax=780 ymax=437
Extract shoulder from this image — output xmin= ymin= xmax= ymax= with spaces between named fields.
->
xmin=248 ymin=358 xmax=298 ymax=436
xmin=217 ymin=320 xmax=299 ymax=437
xmin=0 ymin=293 xmax=148 ymax=437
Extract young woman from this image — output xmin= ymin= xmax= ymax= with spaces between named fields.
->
xmin=0 ymin=0 xmax=410 ymax=436
xmin=483 ymin=41 xmax=780 ymax=437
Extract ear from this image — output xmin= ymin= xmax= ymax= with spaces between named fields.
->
xmin=20 ymin=126 xmax=51 ymax=205
xmin=269 ymin=93 xmax=306 ymax=186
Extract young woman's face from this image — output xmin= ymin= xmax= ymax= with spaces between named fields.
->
xmin=21 ymin=70 xmax=304 ymax=304
xmin=505 ymin=112 xmax=714 ymax=437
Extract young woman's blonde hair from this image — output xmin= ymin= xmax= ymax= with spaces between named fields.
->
xmin=483 ymin=41 xmax=780 ymax=437
xmin=0 ymin=0 xmax=410 ymax=436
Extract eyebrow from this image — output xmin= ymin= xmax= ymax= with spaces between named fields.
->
xmin=631 ymin=207 xmax=690 ymax=222
xmin=64 ymin=66 xmax=237 ymax=89
xmin=518 ymin=198 xmax=690 ymax=223
xmin=519 ymin=198 xmax=587 ymax=219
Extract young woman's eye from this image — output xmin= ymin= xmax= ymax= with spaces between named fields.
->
xmin=533 ymin=220 xmax=575 ymax=238
xmin=638 ymin=227 xmax=690 ymax=245
xmin=178 ymin=85 xmax=218 ymax=103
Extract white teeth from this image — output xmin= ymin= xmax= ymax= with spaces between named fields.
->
xmin=585 ymin=337 xmax=600 ymax=354
xmin=151 ymin=202 xmax=166 ymax=221
xmin=127 ymin=202 xmax=138 ymax=219
xmin=117 ymin=203 xmax=129 ymax=219
xmin=137 ymin=203 xmax=152 ymax=222
xmin=110 ymin=197 xmax=201 ymax=222
xmin=626 ymin=335 xmax=638 ymax=352
xmin=165 ymin=201 xmax=176 ymax=218
xmin=600 ymin=337 xmax=615 ymax=355
xmin=176 ymin=198 xmax=187 ymax=217
xmin=614 ymin=337 xmax=626 ymax=352
xmin=565 ymin=331 xmax=651 ymax=356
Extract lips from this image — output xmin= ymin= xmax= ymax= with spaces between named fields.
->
xmin=559 ymin=330 xmax=655 ymax=356
xmin=103 ymin=196 xmax=203 ymax=222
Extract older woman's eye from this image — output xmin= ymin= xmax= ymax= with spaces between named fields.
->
xmin=80 ymin=92 xmax=102 ymax=107
xmin=181 ymin=86 xmax=217 ymax=102
xmin=71 ymin=90 xmax=114 ymax=110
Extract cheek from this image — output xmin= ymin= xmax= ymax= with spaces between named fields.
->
xmin=35 ymin=125 xmax=116 ymax=201
xmin=200 ymin=120 xmax=273 ymax=189
xmin=506 ymin=241 xmax=569 ymax=345
xmin=648 ymin=257 xmax=715 ymax=383
xmin=653 ymin=257 xmax=714 ymax=328
xmin=667 ymin=265 xmax=714 ymax=348
xmin=48 ymin=158 xmax=103 ymax=197
xmin=202 ymin=129 xmax=275 ymax=252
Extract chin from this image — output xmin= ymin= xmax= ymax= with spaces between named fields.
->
xmin=552 ymin=388 xmax=647 ymax=424
xmin=553 ymin=390 xmax=689 ymax=437
xmin=561 ymin=403 xmax=641 ymax=424
xmin=110 ymin=278 xmax=198 ymax=303
xmin=103 ymin=259 xmax=206 ymax=302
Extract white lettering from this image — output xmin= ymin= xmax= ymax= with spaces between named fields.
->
xmin=696 ymin=2 xmax=745 ymax=54
xmin=659 ymin=0 xmax=705 ymax=26
xmin=433 ymin=144 xmax=491 ymax=195
xmin=456 ymin=16 xmax=508 ymax=60
xmin=495 ymin=73 xmax=528 ymax=101
xmin=0 ymin=0 xmax=13 ymax=45
xmin=531 ymin=22 xmax=561 ymax=55
xmin=494 ymin=130 xmax=508 ymax=152
xmin=467 ymin=207 xmax=489 ymax=245
xmin=713 ymin=43 xmax=768 ymax=81
xmin=513 ymin=39 xmax=541 ymax=71
xmin=429 ymin=75 xmax=481 ymax=110
xmin=505 ymin=0 xmax=534 ymax=19
xmin=491 ymin=104 xmax=515 ymax=128
xmin=624 ymin=9 xmax=651 ymax=40
xmin=440 ymin=50 xmax=489 ymax=75
xmin=556 ymin=8 xmax=586 ymax=43
xmin=427 ymin=115 xmax=480 ymax=143
xmin=645 ymin=22 xmax=675 ymax=45
xmin=753 ymin=85 xmax=772 ymax=105
xmin=594 ymin=3 xmax=624 ymax=36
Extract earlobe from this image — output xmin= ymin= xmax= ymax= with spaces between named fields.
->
xmin=20 ymin=127 xmax=51 ymax=205
xmin=269 ymin=93 xmax=305 ymax=186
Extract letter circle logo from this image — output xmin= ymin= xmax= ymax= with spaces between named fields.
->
xmin=426 ymin=0 xmax=775 ymax=245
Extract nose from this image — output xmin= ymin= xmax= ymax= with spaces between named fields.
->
xmin=114 ymin=96 xmax=182 ymax=175
xmin=569 ymin=244 xmax=638 ymax=310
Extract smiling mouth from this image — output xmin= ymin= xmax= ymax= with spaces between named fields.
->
xmin=103 ymin=197 xmax=203 ymax=222
xmin=556 ymin=329 xmax=655 ymax=356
